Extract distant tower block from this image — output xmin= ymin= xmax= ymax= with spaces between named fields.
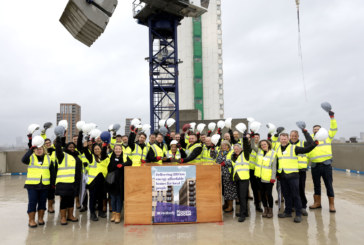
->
xmin=57 ymin=103 xmax=81 ymax=142
xmin=178 ymin=0 xmax=224 ymax=120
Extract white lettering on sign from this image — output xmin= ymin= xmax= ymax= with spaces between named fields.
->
xmin=154 ymin=172 xmax=186 ymax=190
xmin=176 ymin=210 xmax=192 ymax=217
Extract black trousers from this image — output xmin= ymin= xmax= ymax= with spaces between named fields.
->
xmin=47 ymin=187 xmax=55 ymax=200
xmin=257 ymin=181 xmax=274 ymax=208
xmin=281 ymin=177 xmax=302 ymax=216
xmin=89 ymin=176 xmax=105 ymax=213
xmin=249 ymin=170 xmax=261 ymax=206
xmin=236 ymin=179 xmax=249 ymax=218
xmin=60 ymin=195 xmax=74 ymax=209
xmin=299 ymin=170 xmax=308 ymax=209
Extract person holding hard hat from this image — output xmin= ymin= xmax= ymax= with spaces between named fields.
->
xmin=276 ymin=132 xmax=318 ymax=223
xmin=21 ymin=136 xmax=53 ymax=228
xmin=179 ymin=133 xmax=203 ymax=163
xmin=102 ymin=139 xmax=132 ymax=223
xmin=216 ymin=140 xmax=237 ymax=213
xmin=308 ymin=103 xmax=338 ymax=213
xmin=163 ymin=140 xmax=187 ymax=163
xmin=128 ymin=125 xmax=149 ymax=166
xmin=230 ymin=136 xmax=252 ymax=222
xmin=200 ymin=137 xmax=218 ymax=163
xmin=54 ymin=128 xmax=82 ymax=225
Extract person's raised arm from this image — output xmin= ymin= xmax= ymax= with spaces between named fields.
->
xmin=55 ymin=137 xmax=64 ymax=164
xmin=21 ymin=148 xmax=34 ymax=165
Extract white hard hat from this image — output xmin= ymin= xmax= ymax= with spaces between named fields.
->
xmin=82 ymin=123 xmax=93 ymax=135
xmin=250 ymin=121 xmax=261 ymax=133
xmin=170 ymin=140 xmax=178 ymax=146
xmin=166 ymin=118 xmax=176 ymax=128
xmin=314 ymin=128 xmax=329 ymax=141
xmin=131 ymin=118 xmax=141 ymax=127
xmin=225 ymin=118 xmax=232 ymax=129
xmin=76 ymin=121 xmax=86 ymax=131
xmin=217 ymin=120 xmax=225 ymax=129
xmin=235 ymin=123 xmax=247 ymax=134
xmin=27 ymin=124 xmax=40 ymax=134
xmin=247 ymin=117 xmax=255 ymax=123
xmin=266 ymin=123 xmax=276 ymax=134
xmin=32 ymin=136 xmax=45 ymax=148
xmin=197 ymin=123 xmax=206 ymax=133
xmin=58 ymin=120 xmax=68 ymax=129
xmin=108 ymin=124 xmax=114 ymax=131
xmin=90 ymin=129 xmax=101 ymax=139
xmin=158 ymin=119 xmax=166 ymax=128
xmin=208 ymin=122 xmax=216 ymax=131
xmin=142 ymin=124 xmax=151 ymax=134
xmin=89 ymin=123 xmax=97 ymax=130
xmin=211 ymin=134 xmax=221 ymax=146
xmin=113 ymin=124 xmax=121 ymax=132
xmin=190 ymin=122 xmax=196 ymax=132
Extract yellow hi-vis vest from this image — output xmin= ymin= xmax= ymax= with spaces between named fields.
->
xmin=255 ymin=150 xmax=276 ymax=182
xmin=307 ymin=118 xmax=337 ymax=163
xmin=56 ymin=153 xmax=76 ymax=184
xmin=151 ymin=144 xmax=165 ymax=164
xmin=185 ymin=143 xmax=202 ymax=163
xmin=232 ymin=153 xmax=250 ymax=181
xmin=25 ymin=154 xmax=51 ymax=185
xmin=129 ymin=144 xmax=148 ymax=166
xmin=201 ymin=145 xmax=215 ymax=162
xmin=249 ymin=150 xmax=257 ymax=170
xmin=277 ymin=144 xmax=299 ymax=174
xmin=165 ymin=149 xmax=181 ymax=160
xmin=87 ymin=155 xmax=109 ymax=185
xmin=295 ymin=141 xmax=308 ymax=169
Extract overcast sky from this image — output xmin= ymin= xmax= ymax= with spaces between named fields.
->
xmin=0 ymin=0 xmax=363 ymax=145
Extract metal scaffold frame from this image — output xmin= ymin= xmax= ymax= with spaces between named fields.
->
xmin=148 ymin=17 xmax=180 ymax=132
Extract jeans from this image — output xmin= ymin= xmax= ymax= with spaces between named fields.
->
xmin=110 ymin=194 xmax=123 ymax=213
xmin=236 ymin=179 xmax=249 ymax=218
xmin=311 ymin=164 xmax=334 ymax=197
xmin=27 ymin=189 xmax=48 ymax=213
xmin=281 ymin=176 xmax=302 ymax=216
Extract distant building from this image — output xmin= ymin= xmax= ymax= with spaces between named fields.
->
xmin=125 ymin=118 xmax=141 ymax=136
xmin=360 ymin=133 xmax=364 ymax=141
xmin=179 ymin=178 xmax=196 ymax=207
xmin=56 ymin=103 xmax=81 ymax=142
xmin=151 ymin=179 xmax=174 ymax=218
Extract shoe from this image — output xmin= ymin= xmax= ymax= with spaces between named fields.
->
xmin=38 ymin=210 xmax=45 ymax=225
xmin=98 ymin=211 xmax=107 ymax=218
xmin=329 ymin=197 xmax=336 ymax=213
xmin=278 ymin=213 xmax=292 ymax=218
xmin=60 ymin=209 xmax=68 ymax=225
xmin=48 ymin=199 xmax=55 ymax=213
xmin=80 ymin=206 xmax=88 ymax=212
xmin=110 ymin=212 xmax=116 ymax=222
xmin=309 ymin=195 xmax=322 ymax=209
xmin=91 ymin=212 xmax=99 ymax=221
xmin=262 ymin=207 xmax=268 ymax=218
xmin=301 ymin=208 xmax=308 ymax=216
xmin=256 ymin=204 xmax=263 ymax=213
xmin=28 ymin=212 xmax=38 ymax=228
xmin=223 ymin=200 xmax=233 ymax=213
xmin=67 ymin=208 xmax=79 ymax=222
xmin=238 ymin=216 xmax=246 ymax=222
xmin=115 ymin=213 xmax=121 ymax=224
xmin=266 ymin=208 xmax=273 ymax=218
xmin=294 ymin=216 xmax=302 ymax=223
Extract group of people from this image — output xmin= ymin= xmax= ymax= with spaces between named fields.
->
xmin=22 ymin=106 xmax=337 ymax=227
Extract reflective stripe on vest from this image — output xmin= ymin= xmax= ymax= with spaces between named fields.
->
xmin=166 ymin=150 xmax=181 ymax=160
xmin=232 ymin=154 xmax=250 ymax=180
xmin=87 ymin=155 xmax=109 ymax=184
xmin=307 ymin=136 xmax=333 ymax=163
xmin=249 ymin=150 xmax=257 ymax=170
xmin=254 ymin=150 xmax=276 ymax=182
xmin=185 ymin=143 xmax=202 ymax=163
xmin=277 ymin=145 xmax=299 ymax=174
xmin=151 ymin=144 xmax=164 ymax=164
xmin=56 ymin=153 xmax=76 ymax=184
xmin=129 ymin=144 xmax=148 ymax=166
xmin=201 ymin=146 xmax=215 ymax=161
xmin=296 ymin=141 xmax=308 ymax=169
xmin=25 ymin=154 xmax=51 ymax=185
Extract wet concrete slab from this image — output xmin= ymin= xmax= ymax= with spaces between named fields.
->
xmin=1 ymin=170 xmax=364 ymax=245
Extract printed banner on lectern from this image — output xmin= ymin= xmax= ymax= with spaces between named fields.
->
xmin=151 ymin=166 xmax=197 ymax=223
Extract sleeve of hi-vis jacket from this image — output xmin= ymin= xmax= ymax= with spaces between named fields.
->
xmin=328 ymin=119 xmax=338 ymax=142
xmin=272 ymin=135 xmax=280 ymax=151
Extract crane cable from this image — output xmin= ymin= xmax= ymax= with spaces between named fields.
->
xmin=296 ymin=0 xmax=308 ymax=101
